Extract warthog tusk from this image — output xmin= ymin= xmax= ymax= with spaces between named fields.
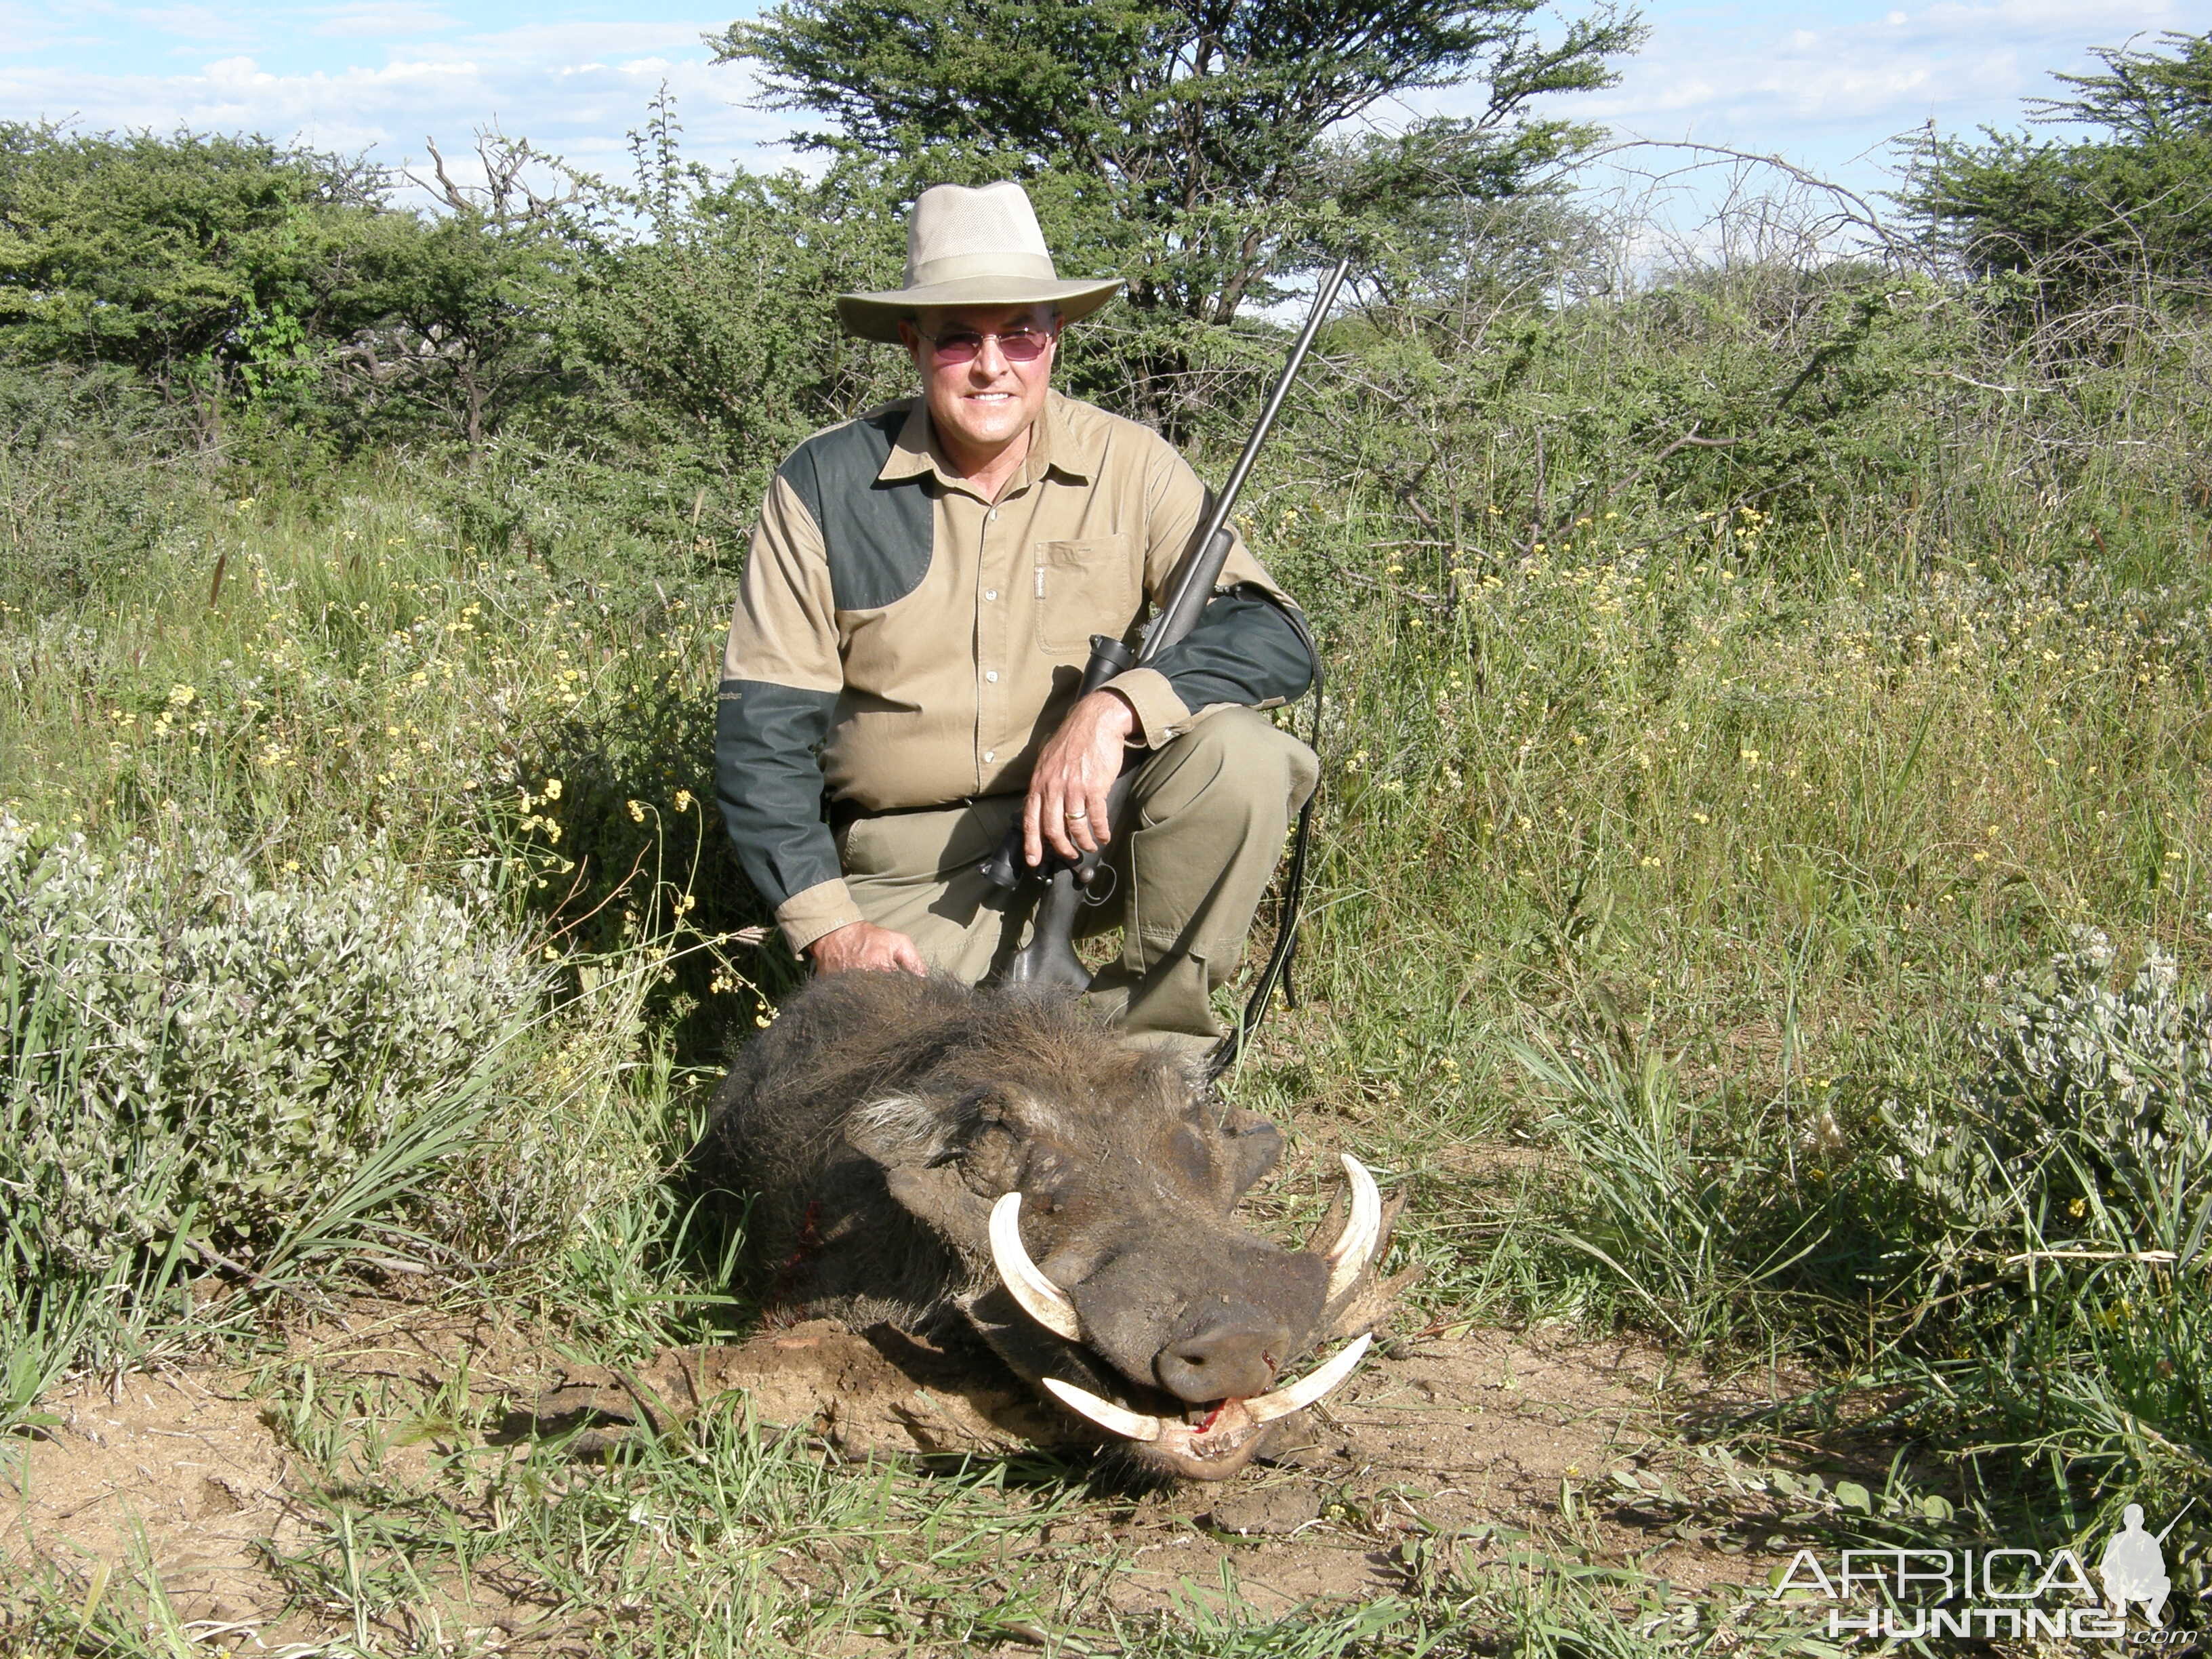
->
xmin=1040 ymin=1376 xmax=1164 ymax=1442
xmin=989 ymin=1192 xmax=1083 ymax=1343
xmin=1041 ymin=1332 xmax=1373 ymax=1446
xmin=1322 ymin=1154 xmax=1382 ymax=1303
xmin=1244 ymin=1331 xmax=1372 ymax=1423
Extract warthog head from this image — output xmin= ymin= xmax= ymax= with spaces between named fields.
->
xmin=705 ymin=973 xmax=1396 ymax=1481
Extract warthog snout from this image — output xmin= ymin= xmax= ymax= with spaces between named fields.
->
xmin=1157 ymin=1303 xmax=1290 ymax=1402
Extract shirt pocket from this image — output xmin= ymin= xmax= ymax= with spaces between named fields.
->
xmin=1033 ymin=535 xmax=1141 ymax=656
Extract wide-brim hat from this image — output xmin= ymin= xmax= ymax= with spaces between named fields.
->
xmin=837 ymin=180 xmax=1123 ymax=344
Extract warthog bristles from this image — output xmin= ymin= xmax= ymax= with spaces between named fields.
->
xmin=849 ymin=1093 xmax=944 ymax=1158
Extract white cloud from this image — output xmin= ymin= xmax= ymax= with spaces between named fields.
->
xmin=1551 ymin=0 xmax=2186 ymax=145
xmin=0 ymin=1 xmax=106 ymax=49
xmin=312 ymin=3 xmax=462 ymax=38
xmin=125 ymin=4 xmax=255 ymax=45
xmin=0 ymin=19 xmax=796 ymax=182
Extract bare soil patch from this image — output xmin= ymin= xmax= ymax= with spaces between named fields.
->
xmin=5 ymin=1308 xmax=1780 ymax=1647
xmin=2 ymin=1367 xmax=312 ymax=1648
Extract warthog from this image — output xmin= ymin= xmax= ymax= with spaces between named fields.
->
xmin=702 ymin=972 xmax=1397 ymax=1480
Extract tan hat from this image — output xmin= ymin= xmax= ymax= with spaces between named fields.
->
xmin=836 ymin=181 xmax=1123 ymax=344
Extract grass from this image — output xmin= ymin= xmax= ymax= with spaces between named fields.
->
xmin=7 ymin=255 xmax=2212 ymax=1647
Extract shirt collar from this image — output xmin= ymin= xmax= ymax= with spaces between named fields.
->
xmin=877 ymin=398 xmax=939 ymax=484
xmin=873 ymin=390 xmax=1101 ymax=489
xmin=1033 ymin=391 xmax=1098 ymax=483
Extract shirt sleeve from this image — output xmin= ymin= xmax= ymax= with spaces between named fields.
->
xmin=715 ymin=474 xmax=864 ymax=952
xmin=1102 ymin=443 xmax=1317 ymax=746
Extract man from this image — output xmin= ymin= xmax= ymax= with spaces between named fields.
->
xmin=714 ymin=181 xmax=1317 ymax=1059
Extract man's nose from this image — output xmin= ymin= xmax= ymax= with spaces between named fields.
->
xmin=969 ymin=336 xmax=1012 ymax=377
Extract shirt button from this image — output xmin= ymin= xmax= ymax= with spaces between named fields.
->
xmin=988 ymin=508 xmax=1000 ymax=522
xmin=984 ymin=589 xmax=998 ymax=601
xmin=985 ymin=670 xmax=999 ymax=684
xmin=983 ymin=750 xmax=996 ymax=763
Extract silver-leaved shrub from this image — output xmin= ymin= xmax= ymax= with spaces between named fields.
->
xmin=1 ymin=816 xmax=548 ymax=1279
xmin=1889 ymin=926 xmax=2212 ymax=1277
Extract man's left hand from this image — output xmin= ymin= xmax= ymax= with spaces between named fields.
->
xmin=1024 ymin=689 xmax=1137 ymax=865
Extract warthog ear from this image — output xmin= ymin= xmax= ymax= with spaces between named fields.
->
xmin=848 ymin=1091 xmax=1020 ymax=1246
xmin=1219 ymin=1105 xmax=1284 ymax=1198
xmin=883 ymin=1165 xmax=993 ymax=1249
xmin=845 ymin=1092 xmax=968 ymax=1167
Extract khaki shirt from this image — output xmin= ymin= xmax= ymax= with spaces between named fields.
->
xmin=720 ymin=390 xmax=1302 ymax=949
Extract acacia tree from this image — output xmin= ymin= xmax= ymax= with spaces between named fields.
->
xmin=1901 ymin=30 xmax=2212 ymax=312
xmin=0 ymin=124 xmax=386 ymax=434
xmin=709 ymin=0 xmax=1642 ymax=329
xmin=558 ymin=104 xmax=912 ymax=499
xmin=340 ymin=131 xmax=582 ymax=456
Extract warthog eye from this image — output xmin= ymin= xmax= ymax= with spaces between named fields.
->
xmin=954 ymin=1084 xmax=1004 ymax=1124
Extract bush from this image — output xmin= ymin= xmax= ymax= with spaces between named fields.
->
xmin=1887 ymin=928 xmax=2212 ymax=1295
xmin=0 ymin=817 xmax=549 ymax=1282
xmin=0 ymin=357 xmax=212 ymax=604
xmin=1900 ymin=32 xmax=2212 ymax=315
xmin=1847 ymin=932 xmax=2205 ymax=1561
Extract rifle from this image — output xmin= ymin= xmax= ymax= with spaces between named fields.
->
xmin=979 ymin=258 xmax=1351 ymax=998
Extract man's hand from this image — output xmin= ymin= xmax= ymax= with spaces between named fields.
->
xmin=1024 ymin=689 xmax=1137 ymax=866
xmin=808 ymin=920 xmax=927 ymax=976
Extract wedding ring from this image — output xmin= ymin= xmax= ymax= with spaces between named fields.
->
xmin=1065 ymin=807 xmax=1088 ymax=821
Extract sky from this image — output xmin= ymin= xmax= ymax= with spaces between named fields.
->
xmin=0 ymin=0 xmax=2196 ymax=216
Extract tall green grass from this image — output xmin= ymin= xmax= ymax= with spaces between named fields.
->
xmin=5 ymin=253 xmax=2212 ymax=1642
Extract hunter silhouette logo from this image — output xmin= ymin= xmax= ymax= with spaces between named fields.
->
xmin=2099 ymin=1504 xmax=2172 ymax=1623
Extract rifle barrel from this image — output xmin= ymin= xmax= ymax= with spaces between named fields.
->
xmin=1142 ymin=258 xmax=1351 ymax=663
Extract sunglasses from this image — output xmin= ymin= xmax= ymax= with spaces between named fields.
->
xmin=919 ymin=326 xmax=1054 ymax=365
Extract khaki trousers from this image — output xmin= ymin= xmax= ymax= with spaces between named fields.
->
xmin=834 ymin=707 xmax=1319 ymax=1059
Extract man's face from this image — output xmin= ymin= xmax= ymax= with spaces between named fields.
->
xmin=901 ymin=303 xmax=1059 ymax=464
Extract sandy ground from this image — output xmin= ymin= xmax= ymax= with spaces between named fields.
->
xmin=3 ymin=1309 xmax=1782 ymax=1651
